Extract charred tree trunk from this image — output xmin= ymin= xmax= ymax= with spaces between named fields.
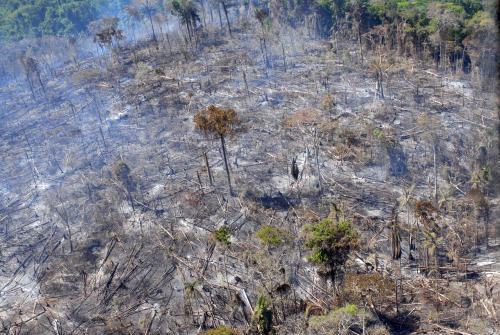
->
xmin=204 ymin=151 xmax=214 ymax=186
xmin=221 ymin=1 xmax=232 ymax=36
xmin=432 ymin=143 xmax=438 ymax=205
xmin=220 ymin=135 xmax=234 ymax=196
xmin=147 ymin=12 xmax=157 ymax=42
xmin=217 ymin=5 xmax=224 ymax=30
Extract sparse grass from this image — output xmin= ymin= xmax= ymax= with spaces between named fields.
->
xmin=201 ymin=326 xmax=238 ymax=335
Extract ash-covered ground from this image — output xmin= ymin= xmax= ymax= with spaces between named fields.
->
xmin=0 ymin=20 xmax=499 ymax=335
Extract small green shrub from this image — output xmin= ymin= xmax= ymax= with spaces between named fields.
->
xmin=336 ymin=303 xmax=358 ymax=316
xmin=213 ymin=226 xmax=231 ymax=246
xmin=372 ymin=128 xmax=385 ymax=140
xmin=256 ymin=225 xmax=288 ymax=247
xmin=253 ymin=295 xmax=273 ymax=334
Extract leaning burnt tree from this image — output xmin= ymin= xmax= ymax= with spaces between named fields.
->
xmin=194 ymin=105 xmax=239 ymax=196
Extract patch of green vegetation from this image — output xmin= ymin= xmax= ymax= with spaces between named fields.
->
xmin=253 ymin=295 xmax=273 ymax=335
xmin=213 ymin=226 xmax=231 ymax=246
xmin=0 ymin=0 xmax=127 ymax=41
xmin=336 ymin=303 xmax=358 ymax=316
xmin=255 ymin=225 xmax=288 ymax=247
xmin=304 ymin=219 xmax=359 ymax=276
xmin=201 ymin=326 xmax=238 ymax=335
xmin=372 ymin=128 xmax=385 ymax=140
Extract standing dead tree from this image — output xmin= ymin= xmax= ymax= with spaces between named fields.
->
xmin=214 ymin=0 xmax=233 ymax=36
xmin=20 ymin=53 xmax=45 ymax=98
xmin=170 ymin=0 xmax=201 ymax=42
xmin=255 ymin=8 xmax=271 ymax=70
xmin=194 ymin=105 xmax=240 ymax=196
xmin=283 ymin=108 xmax=328 ymax=195
xmin=89 ymin=17 xmax=124 ymax=50
xmin=134 ymin=0 xmax=161 ymax=42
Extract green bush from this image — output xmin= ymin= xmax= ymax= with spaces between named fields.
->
xmin=213 ymin=226 xmax=231 ymax=246
xmin=253 ymin=295 xmax=273 ymax=334
xmin=304 ymin=219 xmax=359 ymax=278
xmin=256 ymin=225 xmax=288 ymax=247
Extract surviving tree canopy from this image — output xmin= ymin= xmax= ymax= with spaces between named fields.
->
xmin=0 ymin=0 xmax=128 ymax=41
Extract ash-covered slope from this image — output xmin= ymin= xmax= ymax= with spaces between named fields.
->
xmin=0 ymin=20 xmax=499 ymax=335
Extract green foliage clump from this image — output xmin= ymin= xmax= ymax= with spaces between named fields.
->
xmin=255 ymin=225 xmax=288 ymax=247
xmin=304 ymin=219 xmax=359 ymax=277
xmin=201 ymin=326 xmax=238 ymax=335
xmin=253 ymin=295 xmax=273 ymax=335
xmin=213 ymin=226 xmax=231 ymax=246
xmin=336 ymin=303 xmax=358 ymax=316
xmin=0 ymin=0 xmax=127 ymax=41
xmin=372 ymin=128 xmax=385 ymax=140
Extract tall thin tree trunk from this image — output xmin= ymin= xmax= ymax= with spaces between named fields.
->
xmin=357 ymin=23 xmax=363 ymax=64
xmin=127 ymin=188 xmax=135 ymax=211
xmin=200 ymin=0 xmax=207 ymax=28
xmin=148 ymin=13 xmax=157 ymax=42
xmin=36 ymin=71 xmax=45 ymax=95
xmin=314 ymin=134 xmax=322 ymax=195
xmin=204 ymin=151 xmax=213 ymax=186
xmin=220 ymin=135 xmax=234 ymax=196
xmin=281 ymin=43 xmax=287 ymax=72
xmin=221 ymin=1 xmax=232 ymax=36
xmin=26 ymin=75 xmax=35 ymax=98
xmin=217 ymin=5 xmax=224 ymax=30
xmin=242 ymin=70 xmax=249 ymax=97
xmin=433 ymin=143 xmax=437 ymax=205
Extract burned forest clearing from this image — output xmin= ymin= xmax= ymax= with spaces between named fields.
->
xmin=0 ymin=7 xmax=499 ymax=335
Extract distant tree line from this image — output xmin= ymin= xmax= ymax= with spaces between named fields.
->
xmin=267 ymin=0 xmax=497 ymax=75
xmin=0 ymin=0 xmax=128 ymax=41
xmin=1 ymin=0 xmax=497 ymax=77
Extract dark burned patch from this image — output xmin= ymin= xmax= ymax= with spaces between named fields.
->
xmin=259 ymin=193 xmax=298 ymax=210
xmin=275 ymin=283 xmax=291 ymax=295
xmin=360 ymin=191 xmax=381 ymax=207
xmin=244 ymin=190 xmax=299 ymax=210
xmin=83 ymin=239 xmax=102 ymax=263
xmin=378 ymin=312 xmax=420 ymax=335
xmin=386 ymin=142 xmax=408 ymax=177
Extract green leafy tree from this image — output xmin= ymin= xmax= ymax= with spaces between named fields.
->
xmin=426 ymin=1 xmax=465 ymax=70
xmin=0 ymin=0 xmax=103 ymax=41
xmin=304 ymin=218 xmax=359 ymax=281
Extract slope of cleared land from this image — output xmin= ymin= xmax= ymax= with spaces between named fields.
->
xmin=0 ymin=22 xmax=498 ymax=334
